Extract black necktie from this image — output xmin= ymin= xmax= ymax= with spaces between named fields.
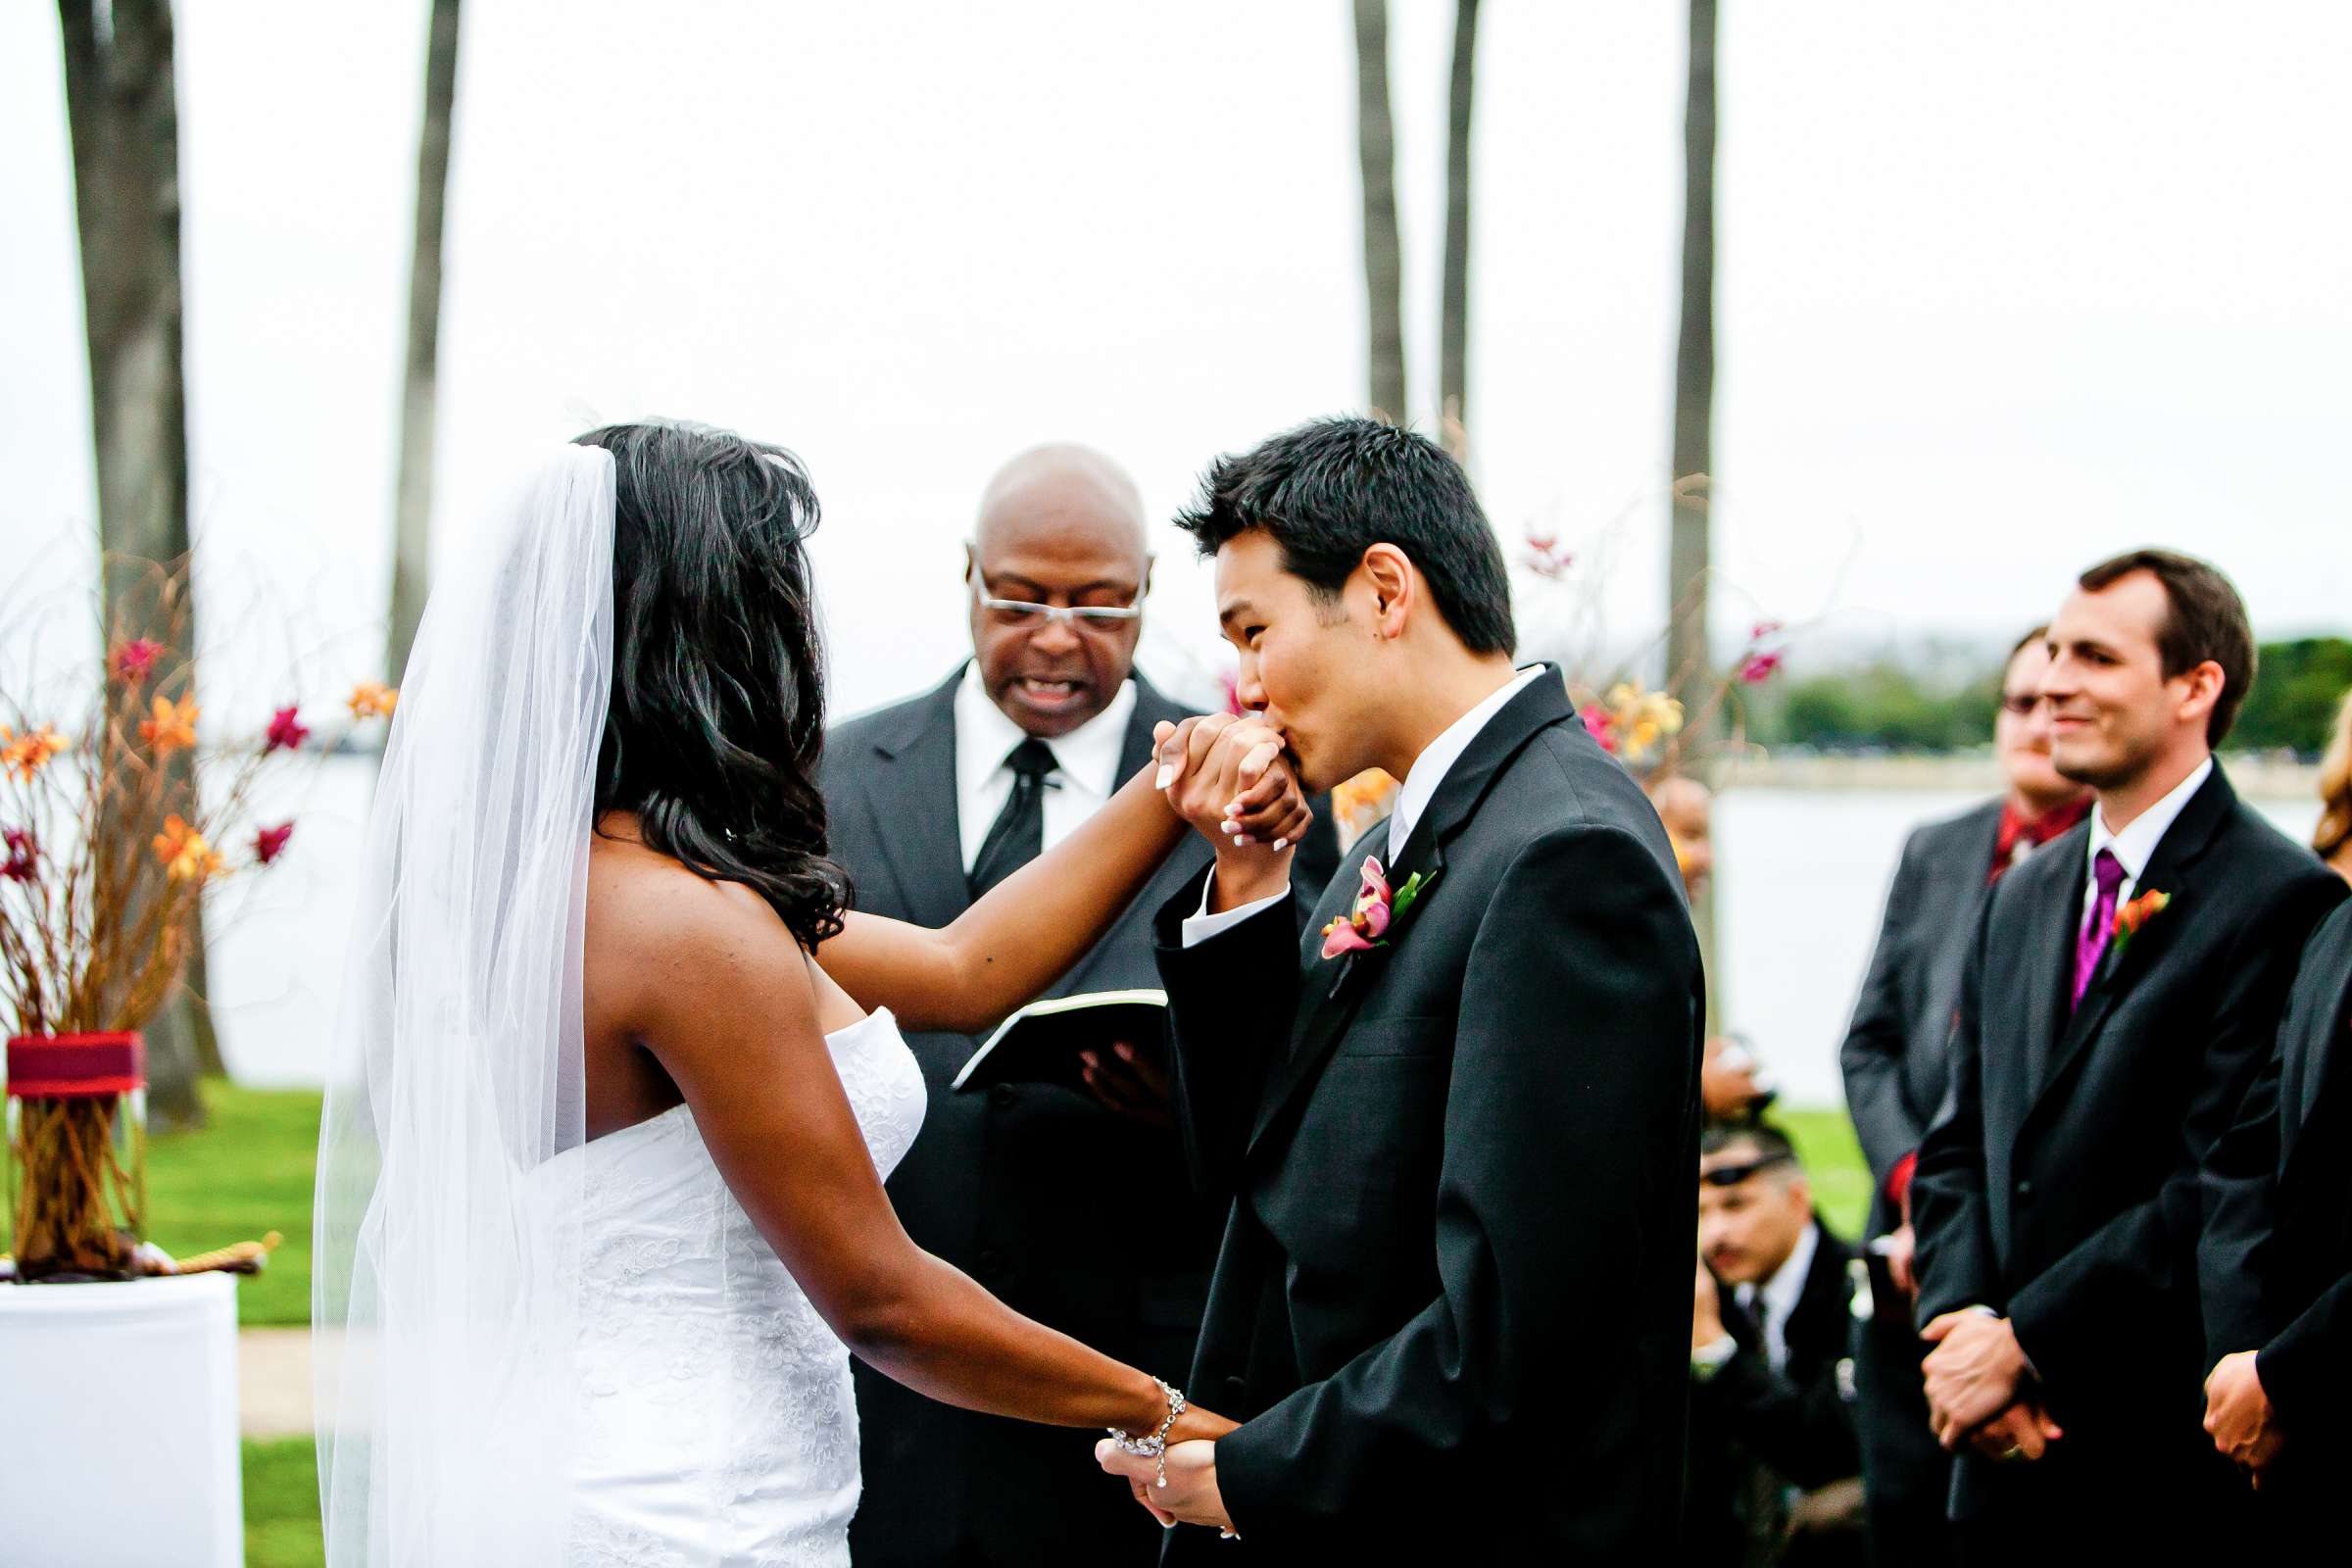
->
xmin=967 ymin=738 xmax=1058 ymax=900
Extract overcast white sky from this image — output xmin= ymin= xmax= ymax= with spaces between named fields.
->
xmin=5 ymin=1 xmax=2348 ymax=719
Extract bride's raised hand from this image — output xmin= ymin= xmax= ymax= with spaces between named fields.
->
xmin=1152 ymin=714 xmax=1313 ymax=851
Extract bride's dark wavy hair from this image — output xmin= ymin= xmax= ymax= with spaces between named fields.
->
xmin=574 ymin=420 xmax=852 ymax=950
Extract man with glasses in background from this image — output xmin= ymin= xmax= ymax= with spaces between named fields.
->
xmin=1837 ymin=626 xmax=2088 ymax=1566
xmin=825 ymin=443 xmax=1334 ymax=1566
xmin=1686 ymin=1122 xmax=1865 ymax=1566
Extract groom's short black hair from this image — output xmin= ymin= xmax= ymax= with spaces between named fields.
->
xmin=1174 ymin=417 xmax=1516 ymax=655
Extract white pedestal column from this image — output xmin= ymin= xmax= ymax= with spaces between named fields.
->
xmin=0 ymin=1273 xmax=244 ymax=1567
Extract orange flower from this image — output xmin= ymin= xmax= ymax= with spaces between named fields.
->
xmin=348 ymin=681 xmax=399 ymax=719
xmin=2113 ymin=888 xmax=2173 ymax=952
xmin=152 ymin=814 xmax=225 ymax=883
xmin=0 ymin=724 xmax=71 ymax=781
xmin=139 ymin=695 xmax=200 ymax=756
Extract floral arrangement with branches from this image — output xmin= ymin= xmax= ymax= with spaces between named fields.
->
xmin=0 ymin=562 xmax=394 ymax=1281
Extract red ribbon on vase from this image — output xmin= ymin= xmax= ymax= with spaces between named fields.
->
xmin=5 ymin=1032 xmax=145 ymax=1098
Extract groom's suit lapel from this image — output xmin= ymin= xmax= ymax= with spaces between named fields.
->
xmin=1247 ymin=671 xmax=1572 ymax=1159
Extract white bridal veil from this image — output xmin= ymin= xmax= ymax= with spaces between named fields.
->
xmin=314 ymin=446 xmax=616 ymax=1566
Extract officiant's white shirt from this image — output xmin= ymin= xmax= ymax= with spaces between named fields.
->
xmin=1181 ymin=664 xmax=1545 ymax=946
xmin=954 ymin=662 xmax=1137 ymax=872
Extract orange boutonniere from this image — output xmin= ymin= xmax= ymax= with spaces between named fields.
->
xmin=2111 ymin=888 xmax=2172 ymax=958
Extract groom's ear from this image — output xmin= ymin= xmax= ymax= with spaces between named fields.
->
xmin=1360 ymin=544 xmax=1415 ymax=641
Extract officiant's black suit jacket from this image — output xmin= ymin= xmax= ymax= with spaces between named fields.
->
xmin=2200 ymin=897 xmax=2352 ymax=1505
xmin=1152 ymin=672 xmax=1703 ymax=1561
xmin=824 ymin=666 xmax=1335 ymax=1566
xmin=1911 ymin=765 xmax=2343 ymax=1535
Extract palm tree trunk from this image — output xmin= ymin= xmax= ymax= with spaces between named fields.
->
xmin=387 ymin=0 xmax=463 ymax=685
xmin=1668 ymin=0 xmax=1718 ymax=737
xmin=58 ymin=0 xmax=213 ymax=1125
xmin=1439 ymin=0 xmax=1480 ymax=457
xmin=1670 ymin=0 xmax=1722 ymax=1032
xmin=1350 ymin=0 xmax=1408 ymax=423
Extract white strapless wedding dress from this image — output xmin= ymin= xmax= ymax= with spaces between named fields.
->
xmin=559 ymin=1008 xmax=926 ymax=1568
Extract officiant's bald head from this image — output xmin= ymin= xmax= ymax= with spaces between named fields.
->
xmin=965 ymin=444 xmax=1153 ymax=737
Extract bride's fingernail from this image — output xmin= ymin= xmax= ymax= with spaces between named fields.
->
xmin=1153 ymin=764 xmax=1176 ymax=790
xmin=1272 ymin=837 xmax=1288 ymax=852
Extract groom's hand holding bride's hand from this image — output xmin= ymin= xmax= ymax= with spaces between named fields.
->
xmin=1096 ymin=1404 xmax=1241 ymax=1535
xmin=1152 ymin=713 xmax=1308 ymax=912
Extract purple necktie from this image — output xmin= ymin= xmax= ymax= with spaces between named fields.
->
xmin=2072 ymin=848 xmax=2127 ymax=1010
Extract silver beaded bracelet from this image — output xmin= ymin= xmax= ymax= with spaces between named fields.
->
xmin=1105 ymin=1376 xmax=1188 ymax=1489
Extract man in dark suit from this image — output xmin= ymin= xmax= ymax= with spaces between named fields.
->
xmin=1838 ymin=625 xmax=2086 ymax=1565
xmin=1910 ymin=549 xmax=2346 ymax=1559
xmin=2199 ymin=898 xmax=2352 ymax=1531
xmin=1687 ymin=1122 xmax=1864 ymax=1568
xmin=828 ymin=444 xmax=1335 ymax=1566
xmin=1095 ymin=418 xmax=1703 ymax=1559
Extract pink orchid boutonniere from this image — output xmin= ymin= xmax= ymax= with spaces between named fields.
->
xmin=1320 ymin=856 xmax=1432 ymax=961
xmin=2111 ymin=887 xmax=2173 ymax=958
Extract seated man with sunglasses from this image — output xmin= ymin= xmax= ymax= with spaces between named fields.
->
xmin=825 ymin=443 xmax=1335 ymax=1567
xmin=1687 ymin=1122 xmax=1866 ymax=1568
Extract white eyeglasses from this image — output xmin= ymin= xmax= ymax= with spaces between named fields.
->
xmin=966 ymin=562 xmax=1144 ymax=632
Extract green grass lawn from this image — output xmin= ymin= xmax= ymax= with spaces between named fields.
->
xmin=1780 ymin=1106 xmax=1873 ymax=1240
xmin=243 ymin=1441 xmax=323 ymax=1568
xmin=157 ymin=1084 xmax=1874 ymax=1568
xmin=148 ymin=1081 xmax=320 ymax=1327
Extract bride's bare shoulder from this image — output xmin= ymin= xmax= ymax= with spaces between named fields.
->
xmin=585 ymin=828 xmax=815 ymax=1029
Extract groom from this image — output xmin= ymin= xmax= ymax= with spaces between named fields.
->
xmin=1098 ymin=418 xmax=1704 ymax=1557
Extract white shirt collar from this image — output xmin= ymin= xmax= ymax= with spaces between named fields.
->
xmin=953 ymin=661 xmax=1137 ymax=807
xmin=2086 ymin=756 xmax=2213 ymax=893
xmin=1382 ymin=665 xmax=1546 ymax=858
xmin=1736 ymin=1219 xmax=1820 ymax=1373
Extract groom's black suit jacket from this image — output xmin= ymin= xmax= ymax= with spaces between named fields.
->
xmin=1911 ymin=765 xmax=2343 ymax=1539
xmin=2200 ymin=897 xmax=2352 ymax=1503
xmin=1152 ymin=672 xmax=1704 ymax=1561
xmin=825 ymin=667 xmax=1337 ymax=1566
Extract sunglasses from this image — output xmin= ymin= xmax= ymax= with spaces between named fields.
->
xmin=1698 ymin=1151 xmax=1794 ymax=1188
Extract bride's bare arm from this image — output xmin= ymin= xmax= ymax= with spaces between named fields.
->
xmin=612 ymin=871 xmax=1232 ymax=1444
xmin=815 ymin=734 xmax=1307 ymax=1035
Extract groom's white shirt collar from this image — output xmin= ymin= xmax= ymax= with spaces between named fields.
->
xmin=1380 ymin=665 xmax=1545 ymax=859
xmin=1180 ymin=664 xmax=1545 ymax=948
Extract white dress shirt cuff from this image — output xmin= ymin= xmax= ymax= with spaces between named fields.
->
xmin=1179 ymin=866 xmax=1291 ymax=948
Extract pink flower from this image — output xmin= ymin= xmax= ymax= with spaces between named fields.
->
xmin=111 ymin=638 xmax=164 ymax=684
xmin=1321 ymin=857 xmax=1396 ymax=957
xmin=1217 ymin=671 xmax=1246 ymax=717
xmin=253 ymin=821 xmax=295 ymax=866
xmin=1521 ymin=528 xmax=1576 ymax=580
xmin=1580 ymin=705 xmax=1620 ymax=753
xmin=2 ymin=827 xmax=35 ymax=883
xmin=1738 ymin=651 xmax=1783 ymax=685
xmin=265 ymin=705 xmax=309 ymax=753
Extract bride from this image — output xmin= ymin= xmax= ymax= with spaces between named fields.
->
xmin=313 ymin=424 xmax=1303 ymax=1565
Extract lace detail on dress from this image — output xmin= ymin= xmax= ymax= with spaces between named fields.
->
xmin=560 ymin=1009 xmax=925 ymax=1568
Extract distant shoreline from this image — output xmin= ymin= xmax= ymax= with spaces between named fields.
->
xmin=1721 ymin=752 xmax=2321 ymax=803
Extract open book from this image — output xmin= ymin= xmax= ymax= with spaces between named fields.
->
xmin=950 ymin=988 xmax=1169 ymax=1095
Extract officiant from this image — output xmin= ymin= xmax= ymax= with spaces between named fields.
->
xmin=824 ymin=444 xmax=1334 ymax=1565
